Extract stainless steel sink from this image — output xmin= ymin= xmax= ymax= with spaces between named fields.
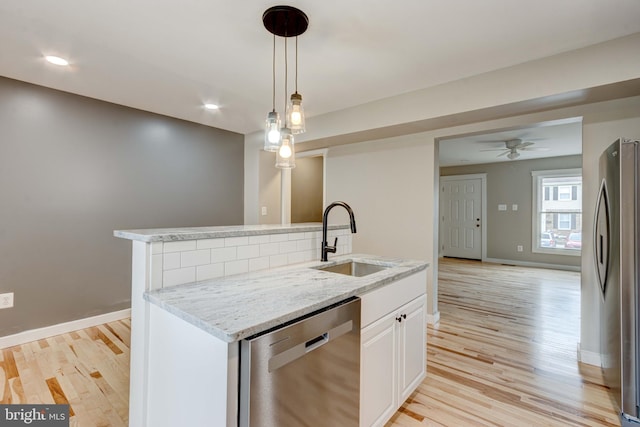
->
xmin=315 ymin=261 xmax=389 ymax=277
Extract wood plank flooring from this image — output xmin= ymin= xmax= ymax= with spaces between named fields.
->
xmin=0 ymin=319 xmax=130 ymax=427
xmin=0 ymin=259 xmax=620 ymax=426
xmin=387 ymin=258 xmax=619 ymax=427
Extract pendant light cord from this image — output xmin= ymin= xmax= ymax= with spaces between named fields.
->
xmin=295 ymin=36 xmax=298 ymax=93
xmin=284 ymin=36 xmax=288 ymax=126
xmin=271 ymin=34 xmax=276 ymax=112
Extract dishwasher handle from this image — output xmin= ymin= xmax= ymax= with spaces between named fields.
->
xmin=268 ymin=320 xmax=353 ymax=372
xmin=305 ymin=333 xmax=329 ymax=352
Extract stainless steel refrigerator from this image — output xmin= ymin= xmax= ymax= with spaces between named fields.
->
xmin=596 ymin=138 xmax=640 ymax=426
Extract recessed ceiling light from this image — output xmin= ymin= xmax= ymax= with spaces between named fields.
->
xmin=45 ymin=55 xmax=69 ymax=66
xmin=204 ymin=103 xmax=219 ymax=110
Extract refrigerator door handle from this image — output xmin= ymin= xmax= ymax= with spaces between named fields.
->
xmin=594 ymin=178 xmax=610 ymax=295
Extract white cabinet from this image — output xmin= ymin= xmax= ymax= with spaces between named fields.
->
xmin=359 ymin=270 xmax=427 ymax=427
xmin=397 ymin=296 xmax=427 ymax=402
xmin=361 ymin=311 xmax=397 ymax=427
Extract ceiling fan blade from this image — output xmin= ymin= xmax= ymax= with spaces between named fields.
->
xmin=480 ymin=148 xmax=509 ymax=152
xmin=518 ymin=141 xmax=534 ymax=148
xmin=521 ymin=147 xmax=551 ymax=151
xmin=497 ymin=151 xmax=510 ymax=157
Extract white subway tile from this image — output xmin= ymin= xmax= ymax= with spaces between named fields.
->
xmin=150 ymin=254 xmax=163 ymax=290
xmin=197 ymin=238 xmax=225 ymax=249
xmin=305 ymin=248 xmax=321 ymax=261
xmin=181 ymin=249 xmax=211 ymax=267
xmin=237 ymin=244 xmax=260 ymax=260
xmin=249 ymin=256 xmax=270 ymax=272
xmin=211 ymin=247 xmax=237 ymax=263
xmin=151 ymin=242 xmax=163 ymax=255
xmin=296 ymin=239 xmax=314 ymax=251
xmin=225 ymin=259 xmax=249 ymax=276
xmin=163 ymin=267 xmax=195 ymax=287
xmin=260 ymin=242 xmax=280 ymax=257
xmin=163 ymin=252 xmax=181 ymax=270
xmin=163 ymin=240 xmax=197 ymax=253
xmin=287 ymin=251 xmax=306 ymax=265
xmin=305 ymin=231 xmax=321 ymax=239
xmin=279 ymin=241 xmax=298 ymax=254
xmin=196 ymin=263 xmax=224 ymax=281
xmin=270 ymin=254 xmax=288 ymax=268
xmin=225 ymin=236 xmax=249 ymax=247
xmin=269 ymin=233 xmax=289 ymax=243
xmin=249 ymin=235 xmax=270 ymax=245
xmin=288 ymin=232 xmax=306 ymax=241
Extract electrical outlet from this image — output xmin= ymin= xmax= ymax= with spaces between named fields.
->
xmin=517 ymin=245 xmax=524 ymax=252
xmin=0 ymin=292 xmax=14 ymax=309
xmin=261 ymin=206 xmax=268 ymax=216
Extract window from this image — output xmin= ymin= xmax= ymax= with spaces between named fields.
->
xmin=532 ymin=169 xmax=582 ymax=255
xmin=558 ymin=213 xmax=572 ymax=230
xmin=558 ymin=186 xmax=572 ymax=200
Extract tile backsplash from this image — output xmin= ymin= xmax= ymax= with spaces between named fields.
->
xmin=149 ymin=229 xmax=353 ymax=289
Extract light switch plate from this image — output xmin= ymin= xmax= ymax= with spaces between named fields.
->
xmin=498 ymin=204 xmax=507 ymax=211
xmin=261 ymin=207 xmax=268 ymax=216
xmin=512 ymin=204 xmax=518 ymax=211
xmin=0 ymin=292 xmax=14 ymax=309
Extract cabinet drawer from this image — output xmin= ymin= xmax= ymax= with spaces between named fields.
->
xmin=360 ymin=270 xmax=426 ymax=328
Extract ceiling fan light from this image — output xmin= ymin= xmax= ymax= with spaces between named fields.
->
xmin=507 ymin=151 xmax=520 ymax=160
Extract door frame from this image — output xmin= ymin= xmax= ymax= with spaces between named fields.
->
xmin=439 ymin=173 xmax=487 ymax=261
xmin=281 ymin=148 xmax=328 ymax=224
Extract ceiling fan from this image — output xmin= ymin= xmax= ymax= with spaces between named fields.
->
xmin=479 ymin=139 xmax=550 ymax=160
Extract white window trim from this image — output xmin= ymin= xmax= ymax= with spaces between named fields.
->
xmin=531 ymin=168 xmax=582 ymax=256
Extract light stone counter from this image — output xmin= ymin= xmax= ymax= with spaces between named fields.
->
xmin=114 ymin=222 xmax=349 ymax=242
xmin=144 ymin=254 xmax=428 ymax=342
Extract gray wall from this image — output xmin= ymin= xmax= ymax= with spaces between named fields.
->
xmin=0 ymin=77 xmax=244 ymax=337
xmin=441 ymin=155 xmax=582 ymax=267
xmin=292 ymin=156 xmax=323 ymax=223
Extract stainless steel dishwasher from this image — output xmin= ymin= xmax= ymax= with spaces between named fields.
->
xmin=239 ymin=297 xmax=361 ymax=427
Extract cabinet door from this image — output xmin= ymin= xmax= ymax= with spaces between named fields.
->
xmin=398 ymin=295 xmax=426 ymax=402
xmin=360 ymin=313 xmax=397 ymax=427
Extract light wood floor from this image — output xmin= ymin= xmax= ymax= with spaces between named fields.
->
xmin=0 ymin=319 xmax=131 ymax=427
xmin=387 ymin=258 xmax=619 ymax=427
xmin=0 ymin=259 xmax=620 ymax=426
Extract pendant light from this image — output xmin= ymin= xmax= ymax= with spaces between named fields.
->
xmin=263 ymin=6 xmax=308 ymax=168
xmin=264 ymin=34 xmax=281 ymax=152
xmin=276 ymin=127 xmax=296 ymax=168
xmin=286 ymin=36 xmax=305 ymax=134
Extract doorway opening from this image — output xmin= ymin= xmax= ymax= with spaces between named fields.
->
xmin=290 ymin=149 xmax=327 ymax=223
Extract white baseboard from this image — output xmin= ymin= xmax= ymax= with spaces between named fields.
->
xmin=427 ymin=311 xmax=440 ymax=325
xmin=0 ymin=308 xmax=131 ymax=349
xmin=483 ymin=257 xmax=581 ymax=272
xmin=577 ymin=342 xmax=602 ymax=367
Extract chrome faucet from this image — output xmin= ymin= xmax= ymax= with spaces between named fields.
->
xmin=321 ymin=201 xmax=357 ymax=262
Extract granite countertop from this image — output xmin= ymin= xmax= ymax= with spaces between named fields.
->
xmin=114 ymin=223 xmax=349 ymax=242
xmin=144 ymin=254 xmax=428 ymax=343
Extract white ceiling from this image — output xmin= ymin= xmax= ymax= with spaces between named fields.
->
xmin=1 ymin=1 xmax=639 ymax=135
xmin=438 ymin=120 xmax=583 ymax=167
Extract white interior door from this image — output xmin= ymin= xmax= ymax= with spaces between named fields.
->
xmin=440 ymin=177 xmax=482 ymax=259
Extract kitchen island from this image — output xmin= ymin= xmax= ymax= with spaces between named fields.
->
xmin=115 ymin=224 xmax=428 ymax=427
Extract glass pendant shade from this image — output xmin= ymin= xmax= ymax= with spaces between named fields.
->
xmin=275 ymin=128 xmax=296 ymax=169
xmin=264 ymin=111 xmax=282 ymax=152
xmin=286 ymin=92 xmax=305 ymax=134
